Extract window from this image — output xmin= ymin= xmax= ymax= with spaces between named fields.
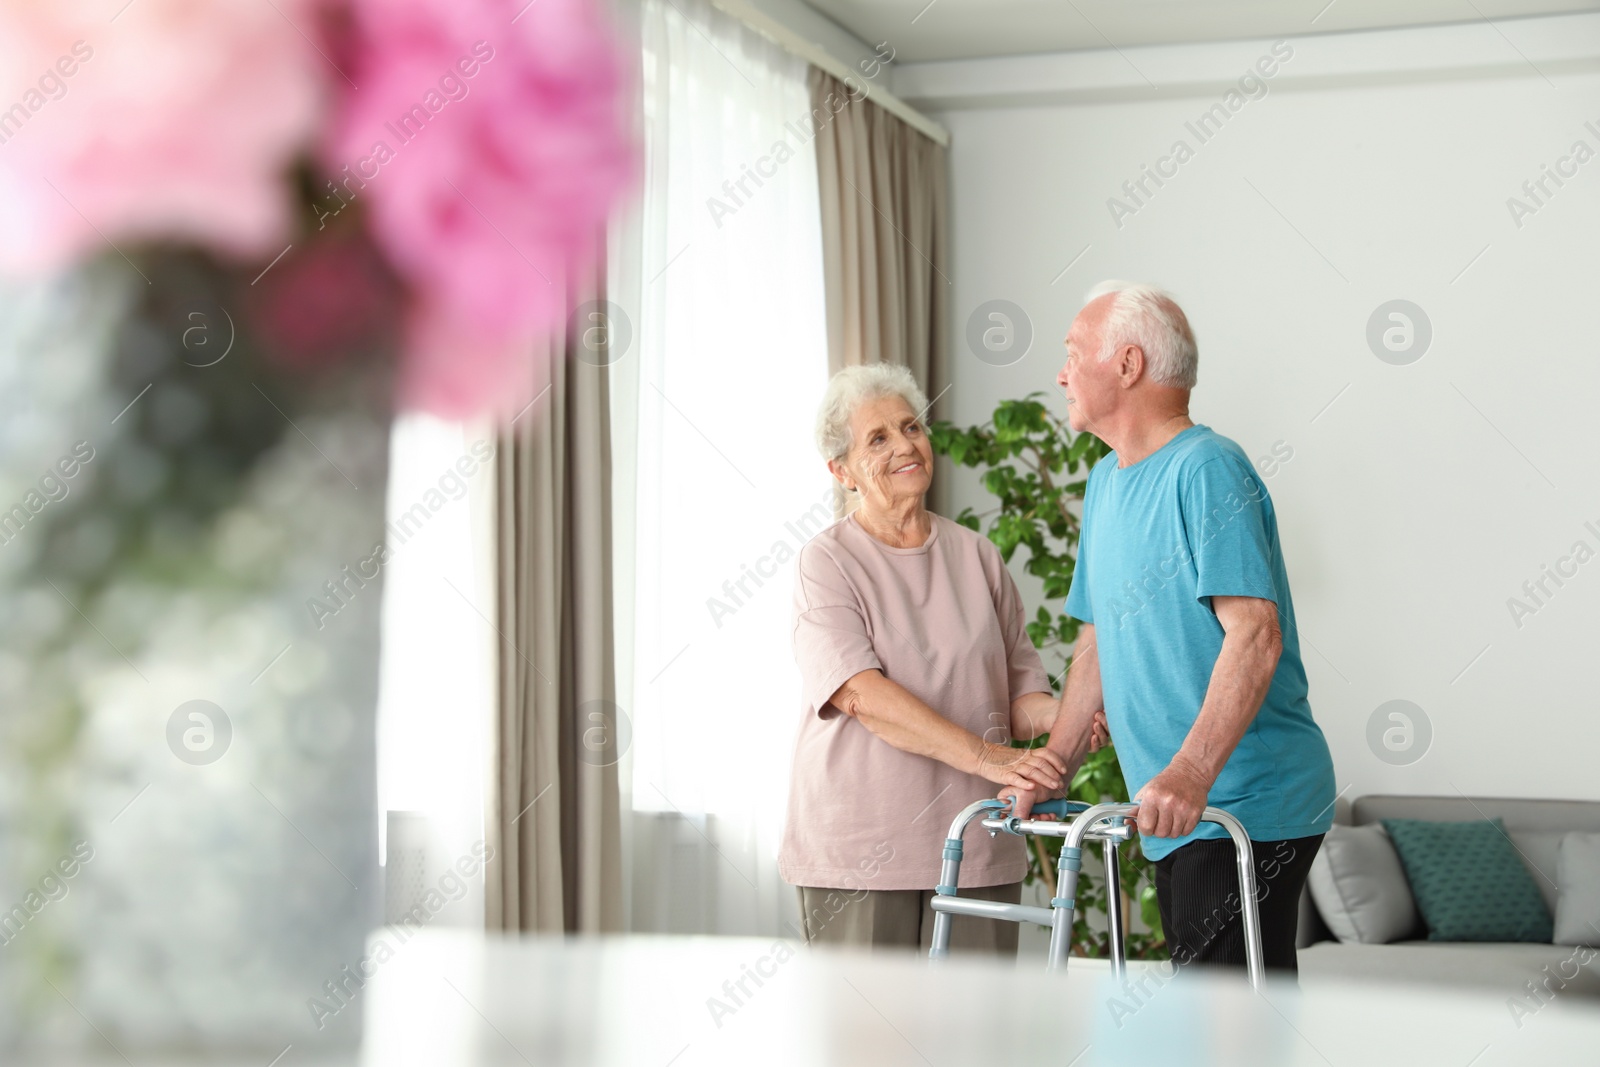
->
xmin=614 ymin=0 xmax=831 ymax=936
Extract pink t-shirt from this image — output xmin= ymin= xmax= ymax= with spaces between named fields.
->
xmin=779 ymin=510 xmax=1054 ymax=891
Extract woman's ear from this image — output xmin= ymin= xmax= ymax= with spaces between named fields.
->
xmin=826 ymin=457 xmax=856 ymax=493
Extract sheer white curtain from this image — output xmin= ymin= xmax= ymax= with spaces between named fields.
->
xmin=611 ymin=0 xmax=831 ymax=937
xmin=374 ymin=413 xmax=497 ymax=927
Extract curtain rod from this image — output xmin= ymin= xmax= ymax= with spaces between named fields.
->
xmin=710 ymin=0 xmax=952 ymax=146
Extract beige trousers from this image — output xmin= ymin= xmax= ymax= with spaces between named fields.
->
xmin=795 ymin=882 xmax=1023 ymax=957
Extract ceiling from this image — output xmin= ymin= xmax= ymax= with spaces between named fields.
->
xmin=801 ymin=0 xmax=1600 ymax=63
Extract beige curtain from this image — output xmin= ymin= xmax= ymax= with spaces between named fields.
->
xmin=486 ymin=263 xmax=624 ymax=934
xmin=809 ymin=68 xmax=951 ymax=517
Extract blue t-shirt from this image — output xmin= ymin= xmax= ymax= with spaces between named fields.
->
xmin=1064 ymin=424 xmax=1335 ymax=861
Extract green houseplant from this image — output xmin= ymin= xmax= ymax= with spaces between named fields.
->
xmin=928 ymin=392 xmax=1167 ymax=959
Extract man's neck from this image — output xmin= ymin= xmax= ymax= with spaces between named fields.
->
xmin=1113 ymin=412 xmax=1195 ymax=468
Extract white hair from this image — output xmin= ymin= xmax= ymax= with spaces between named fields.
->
xmin=1081 ymin=280 xmax=1198 ymax=390
xmin=814 ymin=363 xmax=931 ymax=461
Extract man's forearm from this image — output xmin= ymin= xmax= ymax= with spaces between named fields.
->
xmin=1171 ymin=627 xmax=1280 ymax=786
xmin=1041 ymin=630 xmax=1104 ymax=777
xmin=1008 ymin=691 xmax=1059 ymax=740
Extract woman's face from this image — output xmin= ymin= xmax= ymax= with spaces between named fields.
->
xmin=830 ymin=394 xmax=933 ymax=511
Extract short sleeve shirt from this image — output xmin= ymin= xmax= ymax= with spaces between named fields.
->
xmin=781 ymin=511 xmax=1053 ymax=890
xmin=1064 ymin=425 xmax=1336 ymax=860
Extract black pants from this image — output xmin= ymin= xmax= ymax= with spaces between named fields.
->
xmin=1153 ymin=833 xmax=1323 ymax=975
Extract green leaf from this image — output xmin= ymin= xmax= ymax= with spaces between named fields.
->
xmin=982 ymin=466 xmax=1014 ymax=497
xmin=1139 ymin=883 xmax=1163 ymax=930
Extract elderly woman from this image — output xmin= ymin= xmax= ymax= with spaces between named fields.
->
xmin=779 ymin=363 xmax=1068 ymax=956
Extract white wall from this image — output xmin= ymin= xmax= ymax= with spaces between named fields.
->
xmin=897 ymin=14 xmax=1600 ymax=805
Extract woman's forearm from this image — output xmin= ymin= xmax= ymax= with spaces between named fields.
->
xmin=831 ymin=669 xmax=986 ymax=773
xmin=829 ymin=669 xmax=1065 ymax=791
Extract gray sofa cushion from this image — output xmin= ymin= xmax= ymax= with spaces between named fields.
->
xmin=1307 ymin=823 xmax=1419 ymax=944
xmin=1382 ymin=817 xmax=1554 ymax=942
xmin=1302 ymin=796 xmax=1600 ymax=953
xmin=1555 ymin=831 xmax=1600 ymax=947
xmin=1296 ymin=880 xmax=1330 ymax=948
xmin=1507 ymin=829 xmax=1565 ymax=914
xmin=1352 ymin=796 xmax=1590 ymax=920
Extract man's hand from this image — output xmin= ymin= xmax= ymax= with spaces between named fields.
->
xmin=1129 ymin=757 xmax=1211 ymax=838
xmin=997 ymin=783 xmax=1060 ymax=821
xmin=1089 ymin=709 xmax=1110 ymax=752
xmin=973 ymin=741 xmax=1066 ymax=793
xmin=996 ymin=709 xmax=1109 ymax=821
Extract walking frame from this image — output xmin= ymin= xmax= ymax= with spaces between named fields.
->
xmin=927 ymin=798 xmax=1266 ymax=989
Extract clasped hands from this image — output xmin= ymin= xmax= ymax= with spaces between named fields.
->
xmin=995 ymin=714 xmax=1213 ymax=838
xmin=993 ymin=709 xmax=1108 ymax=821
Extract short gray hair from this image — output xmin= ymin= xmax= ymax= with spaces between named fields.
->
xmin=1082 ymin=280 xmax=1198 ymax=390
xmin=814 ymin=363 xmax=931 ymax=461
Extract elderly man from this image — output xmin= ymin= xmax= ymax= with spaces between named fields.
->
xmin=1008 ymin=281 xmax=1336 ymax=975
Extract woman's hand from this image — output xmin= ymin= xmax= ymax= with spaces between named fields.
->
xmin=971 ymin=740 xmax=1066 ymax=792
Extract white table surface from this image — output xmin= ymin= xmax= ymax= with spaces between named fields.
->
xmin=359 ymin=929 xmax=1600 ymax=1066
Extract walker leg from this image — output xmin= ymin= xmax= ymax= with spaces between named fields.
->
xmin=1104 ymin=837 xmax=1126 ymax=983
xmin=1045 ymin=845 xmax=1082 ymax=971
xmin=1231 ymin=829 xmax=1265 ymax=989
xmin=928 ymin=835 xmax=964 ymax=961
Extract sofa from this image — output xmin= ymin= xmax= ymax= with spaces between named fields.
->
xmin=1295 ymin=794 xmax=1600 ymax=999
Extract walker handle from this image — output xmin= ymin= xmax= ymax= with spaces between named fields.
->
xmin=1029 ymin=798 xmax=1091 ymax=818
xmin=994 ymin=796 xmax=1091 ymax=832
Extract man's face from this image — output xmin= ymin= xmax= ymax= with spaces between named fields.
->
xmin=1058 ymin=297 xmax=1113 ymax=433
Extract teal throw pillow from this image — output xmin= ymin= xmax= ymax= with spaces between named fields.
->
xmin=1381 ymin=817 xmax=1553 ymax=942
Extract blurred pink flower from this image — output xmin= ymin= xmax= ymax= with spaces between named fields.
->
xmin=245 ymin=222 xmax=401 ymax=373
xmin=0 ymin=0 xmax=327 ymax=273
xmin=324 ymin=0 xmax=637 ymax=418
xmin=399 ymin=298 xmax=538 ymax=421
